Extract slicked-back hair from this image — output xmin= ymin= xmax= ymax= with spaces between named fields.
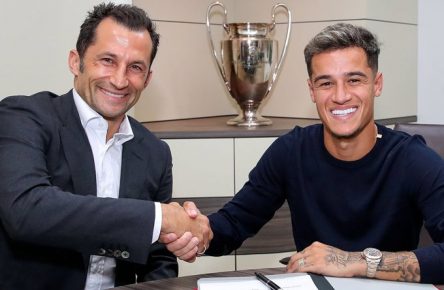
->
xmin=304 ymin=23 xmax=380 ymax=77
xmin=76 ymin=2 xmax=160 ymax=70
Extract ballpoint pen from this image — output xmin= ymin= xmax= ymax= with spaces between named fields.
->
xmin=254 ymin=272 xmax=283 ymax=290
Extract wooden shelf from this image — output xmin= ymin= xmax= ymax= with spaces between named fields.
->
xmin=142 ymin=115 xmax=417 ymax=139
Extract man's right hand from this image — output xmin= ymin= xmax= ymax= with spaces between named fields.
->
xmin=161 ymin=232 xmax=200 ymax=262
xmin=159 ymin=202 xmax=213 ymax=261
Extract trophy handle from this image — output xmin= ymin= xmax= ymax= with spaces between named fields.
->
xmin=268 ymin=3 xmax=292 ymax=93
xmin=206 ymin=2 xmax=230 ymax=91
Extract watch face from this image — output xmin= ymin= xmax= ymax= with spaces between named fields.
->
xmin=364 ymin=248 xmax=382 ymax=259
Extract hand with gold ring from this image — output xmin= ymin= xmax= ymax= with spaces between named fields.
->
xmin=159 ymin=202 xmax=213 ymax=262
xmin=160 ymin=231 xmax=199 ymax=262
xmin=183 ymin=201 xmax=213 ymax=256
xmin=197 ymin=244 xmax=207 ymax=256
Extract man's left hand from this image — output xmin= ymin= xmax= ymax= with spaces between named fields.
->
xmin=286 ymin=241 xmax=366 ymax=278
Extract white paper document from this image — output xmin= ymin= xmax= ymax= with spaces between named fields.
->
xmin=198 ymin=273 xmax=319 ymax=290
xmin=197 ymin=272 xmax=438 ymax=290
xmin=326 ymin=276 xmax=437 ymax=290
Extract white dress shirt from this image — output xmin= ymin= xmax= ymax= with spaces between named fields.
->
xmin=73 ymin=90 xmax=162 ymax=290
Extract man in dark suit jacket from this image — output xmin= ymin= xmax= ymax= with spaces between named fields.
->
xmin=0 ymin=3 xmax=211 ymax=290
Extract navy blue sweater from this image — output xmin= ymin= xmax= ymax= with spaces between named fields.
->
xmin=208 ymin=124 xmax=444 ymax=284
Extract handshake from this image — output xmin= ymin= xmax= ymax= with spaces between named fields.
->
xmin=159 ymin=202 xmax=213 ymax=262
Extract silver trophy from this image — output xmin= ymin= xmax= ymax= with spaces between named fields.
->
xmin=206 ymin=2 xmax=291 ymax=126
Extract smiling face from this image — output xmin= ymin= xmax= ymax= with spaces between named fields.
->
xmin=69 ymin=17 xmax=152 ymax=129
xmin=308 ymin=47 xmax=383 ymax=142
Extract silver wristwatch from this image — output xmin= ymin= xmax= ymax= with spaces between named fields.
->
xmin=362 ymin=247 xmax=382 ymax=278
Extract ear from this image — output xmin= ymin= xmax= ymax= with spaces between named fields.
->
xmin=307 ymin=79 xmax=316 ymax=103
xmin=68 ymin=49 xmax=81 ymax=76
xmin=144 ymin=70 xmax=153 ymax=89
xmin=374 ymin=72 xmax=383 ymax=97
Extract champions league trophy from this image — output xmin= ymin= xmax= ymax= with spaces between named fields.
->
xmin=206 ymin=2 xmax=291 ymax=126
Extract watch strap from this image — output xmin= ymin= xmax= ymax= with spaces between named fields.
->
xmin=366 ymin=258 xmax=380 ymax=277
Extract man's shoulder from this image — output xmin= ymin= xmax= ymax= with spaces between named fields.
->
xmin=126 ymin=118 xmax=171 ymax=163
xmin=127 ymin=117 xmax=167 ymax=146
xmin=1 ymin=91 xmax=69 ymax=109
xmin=279 ymin=123 xmax=322 ymax=143
xmin=378 ymin=125 xmax=441 ymax=163
xmin=380 ymin=125 xmax=427 ymax=148
xmin=265 ymin=124 xmax=322 ymax=155
xmin=2 ymin=90 xmax=61 ymax=100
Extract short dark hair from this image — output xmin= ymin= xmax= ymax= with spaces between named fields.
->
xmin=76 ymin=2 xmax=160 ymax=70
xmin=304 ymin=23 xmax=380 ymax=77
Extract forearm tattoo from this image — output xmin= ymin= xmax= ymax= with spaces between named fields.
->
xmin=378 ymin=252 xmax=420 ymax=282
xmin=324 ymin=246 xmax=362 ymax=268
xmin=323 ymin=248 xmax=420 ymax=282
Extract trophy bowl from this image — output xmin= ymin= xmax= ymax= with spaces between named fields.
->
xmin=206 ymin=2 xmax=291 ymax=126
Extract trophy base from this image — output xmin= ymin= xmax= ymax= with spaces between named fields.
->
xmin=227 ymin=114 xmax=272 ymax=127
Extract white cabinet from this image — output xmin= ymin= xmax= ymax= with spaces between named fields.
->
xmin=165 ymin=137 xmax=277 ymax=198
xmin=165 ymin=137 xmax=290 ymax=277
xmin=165 ymin=139 xmax=234 ymax=198
xmin=234 ymin=138 xmax=276 ymax=192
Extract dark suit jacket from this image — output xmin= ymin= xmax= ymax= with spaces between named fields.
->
xmin=0 ymin=91 xmax=177 ymax=289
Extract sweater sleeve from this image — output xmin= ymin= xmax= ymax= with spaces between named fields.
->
xmin=414 ymin=244 xmax=444 ymax=283
xmin=406 ymin=135 xmax=444 ymax=284
xmin=207 ymin=132 xmax=292 ymax=255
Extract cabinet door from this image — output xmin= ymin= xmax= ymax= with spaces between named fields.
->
xmin=234 ymin=137 xmax=276 ymax=192
xmin=165 ymin=139 xmax=234 ymax=198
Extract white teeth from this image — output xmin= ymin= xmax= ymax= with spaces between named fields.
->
xmin=332 ymin=107 xmax=357 ymax=116
xmin=103 ymin=89 xmax=125 ymax=98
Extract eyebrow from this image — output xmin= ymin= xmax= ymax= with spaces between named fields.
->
xmin=312 ymin=71 xmax=368 ymax=83
xmin=98 ymin=52 xmax=149 ymax=68
xmin=98 ymin=51 xmax=116 ymax=58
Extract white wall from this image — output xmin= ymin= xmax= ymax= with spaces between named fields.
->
xmin=0 ymin=0 xmax=129 ymax=101
xmin=4 ymin=1 xmax=438 ymax=124
xmin=133 ymin=0 xmax=417 ymax=122
xmin=417 ymin=0 xmax=444 ymax=124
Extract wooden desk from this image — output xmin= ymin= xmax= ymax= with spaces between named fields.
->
xmin=111 ymin=267 xmax=286 ymax=290
xmin=111 ymin=267 xmax=443 ymax=290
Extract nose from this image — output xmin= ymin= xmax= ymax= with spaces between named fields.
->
xmin=332 ymin=81 xmax=351 ymax=104
xmin=110 ymin=66 xmax=129 ymax=89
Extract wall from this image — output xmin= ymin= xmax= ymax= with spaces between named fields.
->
xmin=1 ymin=0 xmax=97 ymax=98
xmin=417 ymin=0 xmax=444 ymax=124
xmin=0 ymin=1 xmax=418 ymax=122
xmin=0 ymin=0 xmax=130 ymax=100
xmin=133 ymin=0 xmax=417 ymax=122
